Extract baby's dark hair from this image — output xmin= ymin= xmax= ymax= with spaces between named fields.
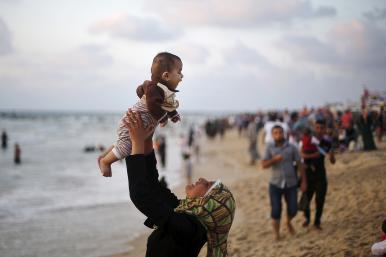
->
xmin=382 ymin=219 xmax=386 ymax=234
xmin=151 ymin=52 xmax=181 ymax=83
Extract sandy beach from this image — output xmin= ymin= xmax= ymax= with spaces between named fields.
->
xmin=108 ymin=129 xmax=386 ymax=257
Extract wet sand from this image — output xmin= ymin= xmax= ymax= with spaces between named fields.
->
xmin=108 ymin=130 xmax=386 ymax=257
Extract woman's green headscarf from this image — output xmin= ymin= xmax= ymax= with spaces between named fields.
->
xmin=175 ymin=181 xmax=236 ymax=257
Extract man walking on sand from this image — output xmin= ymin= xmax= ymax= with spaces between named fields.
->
xmin=301 ymin=119 xmax=336 ymax=230
xmin=262 ymin=125 xmax=307 ymax=241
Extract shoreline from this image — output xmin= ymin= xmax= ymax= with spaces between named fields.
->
xmin=108 ymin=130 xmax=386 ymax=257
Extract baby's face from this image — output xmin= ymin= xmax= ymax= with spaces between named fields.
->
xmin=166 ymin=60 xmax=183 ymax=90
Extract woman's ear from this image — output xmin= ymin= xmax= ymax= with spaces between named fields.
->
xmin=161 ymin=71 xmax=169 ymax=81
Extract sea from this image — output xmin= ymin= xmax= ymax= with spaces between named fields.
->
xmin=0 ymin=111 xmax=210 ymax=257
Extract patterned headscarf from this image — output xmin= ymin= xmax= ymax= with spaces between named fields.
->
xmin=175 ymin=181 xmax=236 ymax=257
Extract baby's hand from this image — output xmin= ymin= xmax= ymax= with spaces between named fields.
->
xmin=98 ymin=156 xmax=112 ymax=177
xmin=171 ymin=114 xmax=181 ymax=123
xmin=160 ymin=119 xmax=168 ymax=127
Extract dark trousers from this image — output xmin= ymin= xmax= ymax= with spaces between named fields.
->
xmin=269 ymin=184 xmax=298 ymax=220
xmin=304 ymin=170 xmax=327 ymax=225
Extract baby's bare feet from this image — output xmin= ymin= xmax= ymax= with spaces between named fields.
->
xmin=98 ymin=156 xmax=112 ymax=177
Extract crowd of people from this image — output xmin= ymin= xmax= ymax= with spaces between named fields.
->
xmin=204 ymin=118 xmax=229 ymax=140
xmin=200 ymin=104 xmax=384 ymax=241
xmin=235 ymin=106 xmax=384 ymax=158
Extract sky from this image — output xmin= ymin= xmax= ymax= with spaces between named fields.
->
xmin=0 ymin=0 xmax=386 ymax=112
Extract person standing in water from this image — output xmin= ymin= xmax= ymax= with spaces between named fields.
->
xmin=14 ymin=143 xmax=21 ymax=164
xmin=2 ymin=130 xmax=8 ymax=149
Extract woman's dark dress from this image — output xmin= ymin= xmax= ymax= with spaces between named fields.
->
xmin=125 ymin=151 xmax=207 ymax=257
xmin=357 ymin=115 xmax=377 ymax=150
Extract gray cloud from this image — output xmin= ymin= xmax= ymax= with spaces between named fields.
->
xmin=0 ymin=43 xmax=130 ymax=111
xmin=0 ymin=43 xmax=114 ymax=92
xmin=171 ymin=44 xmax=210 ymax=64
xmin=89 ymin=14 xmax=182 ymax=42
xmin=224 ymin=42 xmax=274 ymax=68
xmin=178 ymin=62 xmax=381 ymax=111
xmin=363 ymin=7 xmax=386 ymax=21
xmin=3 ymin=1 xmax=385 ymax=112
xmin=278 ymin=20 xmax=386 ymax=71
xmin=0 ymin=0 xmax=21 ymax=3
xmin=53 ymin=44 xmax=114 ymax=71
xmin=144 ymin=0 xmax=337 ymax=28
xmin=277 ymin=35 xmax=338 ymax=64
xmin=313 ymin=6 xmax=337 ymax=18
xmin=329 ymin=20 xmax=386 ymax=70
xmin=0 ymin=18 xmax=13 ymax=55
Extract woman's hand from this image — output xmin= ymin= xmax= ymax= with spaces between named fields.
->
xmin=124 ymin=109 xmax=153 ymax=155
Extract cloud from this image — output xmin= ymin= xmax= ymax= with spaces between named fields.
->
xmin=313 ymin=5 xmax=337 ymax=17
xmin=0 ymin=18 xmax=13 ymax=55
xmin=176 ymin=41 xmax=379 ymax=111
xmin=50 ymin=44 xmax=114 ymax=72
xmin=363 ymin=7 xmax=386 ymax=21
xmin=329 ymin=20 xmax=386 ymax=69
xmin=178 ymin=61 xmax=374 ymax=111
xmin=224 ymin=42 xmax=274 ymax=68
xmin=277 ymin=35 xmax=338 ymax=64
xmin=171 ymin=44 xmax=210 ymax=64
xmin=278 ymin=20 xmax=386 ymax=71
xmin=0 ymin=43 xmax=115 ymax=92
xmin=144 ymin=0 xmax=336 ymax=27
xmin=89 ymin=13 xmax=182 ymax=42
xmin=0 ymin=0 xmax=21 ymax=3
xmin=0 ymin=43 xmax=133 ymax=111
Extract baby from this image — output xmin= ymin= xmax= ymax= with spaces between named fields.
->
xmin=300 ymin=127 xmax=320 ymax=172
xmin=98 ymin=52 xmax=183 ymax=177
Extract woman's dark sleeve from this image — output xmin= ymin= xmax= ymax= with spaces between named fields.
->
xmin=144 ymin=151 xmax=179 ymax=208
xmin=125 ymin=154 xmax=201 ymax=238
